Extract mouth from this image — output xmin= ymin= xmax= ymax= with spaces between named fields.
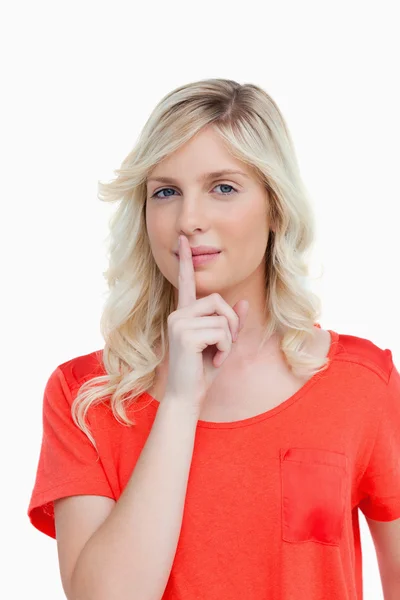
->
xmin=174 ymin=250 xmax=221 ymax=257
xmin=174 ymin=251 xmax=222 ymax=266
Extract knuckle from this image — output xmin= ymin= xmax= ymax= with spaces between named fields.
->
xmin=171 ymin=318 xmax=183 ymax=334
xmin=218 ymin=315 xmax=226 ymax=325
xmin=220 ymin=317 xmax=229 ymax=332
xmin=167 ymin=312 xmax=177 ymax=326
xmin=168 ymin=314 xmax=183 ymax=333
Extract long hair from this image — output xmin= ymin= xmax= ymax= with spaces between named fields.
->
xmin=71 ymin=78 xmax=328 ymax=449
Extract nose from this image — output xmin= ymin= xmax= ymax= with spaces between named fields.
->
xmin=175 ymin=195 xmax=208 ymax=233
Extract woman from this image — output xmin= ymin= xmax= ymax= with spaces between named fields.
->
xmin=28 ymin=78 xmax=400 ymax=600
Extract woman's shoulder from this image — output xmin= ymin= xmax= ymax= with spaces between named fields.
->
xmin=55 ymin=348 xmax=106 ymax=389
xmin=325 ymin=328 xmax=394 ymax=383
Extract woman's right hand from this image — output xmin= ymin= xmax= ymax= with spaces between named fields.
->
xmin=163 ymin=234 xmax=249 ymax=413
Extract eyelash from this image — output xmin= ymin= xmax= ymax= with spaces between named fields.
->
xmin=150 ymin=183 xmax=238 ymax=200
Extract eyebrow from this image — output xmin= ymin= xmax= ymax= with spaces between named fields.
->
xmin=147 ymin=169 xmax=250 ymax=185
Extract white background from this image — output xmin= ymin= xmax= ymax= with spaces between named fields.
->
xmin=2 ymin=1 xmax=399 ymax=598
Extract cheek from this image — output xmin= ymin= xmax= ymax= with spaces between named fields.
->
xmin=226 ymin=213 xmax=269 ymax=263
xmin=146 ymin=217 xmax=173 ymax=271
xmin=225 ymin=209 xmax=268 ymax=240
xmin=223 ymin=209 xmax=252 ymax=231
xmin=146 ymin=211 xmax=167 ymax=246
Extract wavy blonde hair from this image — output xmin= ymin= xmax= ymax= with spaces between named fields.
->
xmin=72 ymin=78 xmax=329 ymax=449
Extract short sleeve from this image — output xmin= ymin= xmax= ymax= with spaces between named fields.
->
xmin=27 ymin=366 xmax=115 ymax=539
xmin=358 ymin=353 xmax=400 ymax=521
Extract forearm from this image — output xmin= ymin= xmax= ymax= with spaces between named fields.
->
xmin=382 ymin=572 xmax=400 ymax=600
xmin=70 ymin=397 xmax=199 ymax=600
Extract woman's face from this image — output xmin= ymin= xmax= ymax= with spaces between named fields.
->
xmin=145 ymin=124 xmax=273 ymax=306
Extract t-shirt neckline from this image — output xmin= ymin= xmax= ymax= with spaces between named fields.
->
xmin=143 ymin=329 xmax=340 ymax=429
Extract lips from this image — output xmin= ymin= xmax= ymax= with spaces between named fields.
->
xmin=174 ymin=249 xmax=221 ymax=256
xmin=191 ymin=248 xmax=221 ymax=256
xmin=174 ymin=251 xmax=221 ymax=262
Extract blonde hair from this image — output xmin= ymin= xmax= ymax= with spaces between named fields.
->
xmin=72 ymin=78 xmax=328 ymax=449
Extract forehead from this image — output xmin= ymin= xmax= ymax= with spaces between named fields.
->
xmin=147 ymin=126 xmax=258 ymax=183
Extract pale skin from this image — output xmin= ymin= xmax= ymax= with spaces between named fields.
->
xmin=146 ymin=123 xmax=308 ymax=364
xmin=145 ymin=123 xmax=330 ymax=386
xmin=145 ymin=124 xmax=400 ymax=595
xmin=145 ymin=125 xmax=275 ymax=356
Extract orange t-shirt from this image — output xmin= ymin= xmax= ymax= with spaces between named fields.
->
xmin=27 ymin=328 xmax=400 ymax=599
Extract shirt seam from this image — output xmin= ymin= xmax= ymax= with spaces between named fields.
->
xmin=331 ymin=354 xmax=391 ymax=384
xmin=30 ymin=477 xmax=115 ymax=498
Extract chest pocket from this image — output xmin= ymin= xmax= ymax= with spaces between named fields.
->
xmin=280 ymin=447 xmax=348 ymax=546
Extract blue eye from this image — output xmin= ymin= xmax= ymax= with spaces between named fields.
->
xmin=216 ymin=184 xmax=236 ymax=195
xmin=151 ymin=183 xmax=238 ymax=199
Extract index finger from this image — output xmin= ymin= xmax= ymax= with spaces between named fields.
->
xmin=177 ymin=234 xmax=196 ymax=309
